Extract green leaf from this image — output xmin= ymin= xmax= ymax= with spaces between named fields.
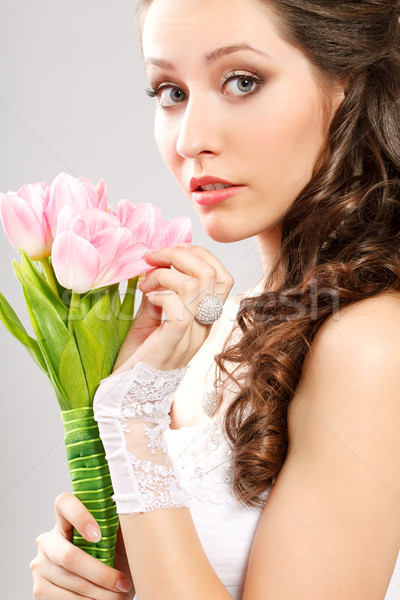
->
xmin=117 ymin=277 xmax=138 ymax=344
xmin=83 ymin=293 xmax=120 ymax=379
xmin=58 ymin=337 xmax=90 ymax=408
xmin=78 ymin=293 xmax=92 ymax=319
xmin=109 ymin=283 xmax=121 ymax=317
xmin=0 ymin=291 xmax=48 ymax=374
xmin=48 ymin=256 xmax=69 ymax=303
xmin=74 ymin=319 xmax=105 ymax=401
xmin=20 ymin=252 xmax=68 ymax=322
xmin=12 ymin=259 xmax=22 ymax=284
xmin=16 ymin=271 xmax=70 ymax=410
xmin=83 ymin=284 xmax=113 ymax=298
xmin=17 ymin=261 xmax=71 ymax=372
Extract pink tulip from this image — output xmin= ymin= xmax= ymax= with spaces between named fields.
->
xmin=116 ymin=199 xmax=192 ymax=247
xmin=47 ymin=172 xmax=108 ymax=238
xmin=52 ymin=208 xmax=154 ymax=293
xmin=0 ymin=182 xmax=52 ymax=260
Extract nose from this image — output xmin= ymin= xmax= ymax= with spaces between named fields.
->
xmin=175 ymin=95 xmax=223 ymax=159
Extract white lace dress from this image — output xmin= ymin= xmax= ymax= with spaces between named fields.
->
xmin=165 ymin=419 xmax=269 ymax=600
xmin=132 ymin=282 xmax=400 ymax=598
xmin=163 ymin=284 xmax=270 ymax=599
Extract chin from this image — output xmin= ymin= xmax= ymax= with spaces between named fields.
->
xmin=201 ymin=219 xmax=253 ymax=244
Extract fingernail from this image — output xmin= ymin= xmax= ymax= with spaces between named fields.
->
xmin=115 ymin=578 xmax=131 ymax=592
xmin=145 ymin=291 xmax=157 ymax=300
xmin=144 ymin=247 xmax=163 ymax=255
xmin=84 ymin=524 xmax=102 ymax=542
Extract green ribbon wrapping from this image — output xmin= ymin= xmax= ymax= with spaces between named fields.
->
xmin=61 ymin=407 xmax=119 ymax=567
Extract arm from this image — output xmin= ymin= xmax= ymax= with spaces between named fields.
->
xmin=93 ymin=362 xmax=232 ymax=600
xmin=243 ymin=292 xmax=400 ymax=598
xmin=108 ymin=293 xmax=400 ymax=600
xmin=30 ymin=242 xmax=234 ymax=600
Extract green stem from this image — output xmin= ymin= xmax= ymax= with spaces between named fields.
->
xmin=117 ymin=276 xmax=139 ymax=344
xmin=39 ymin=258 xmax=59 ymax=296
xmin=61 ymin=407 xmax=119 ymax=566
xmin=68 ymin=291 xmax=81 ymax=335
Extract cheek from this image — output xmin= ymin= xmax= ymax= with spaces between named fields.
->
xmin=268 ymin=83 xmax=325 ymax=162
xmin=243 ymin=83 xmax=326 ymax=191
xmin=154 ymin=115 xmax=178 ymax=172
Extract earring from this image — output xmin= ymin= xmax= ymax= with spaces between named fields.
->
xmin=201 ymin=381 xmax=218 ymax=418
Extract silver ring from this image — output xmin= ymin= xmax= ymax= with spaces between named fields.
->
xmin=195 ymin=294 xmax=224 ymax=325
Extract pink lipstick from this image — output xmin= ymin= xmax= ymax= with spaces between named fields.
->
xmin=189 ymin=176 xmax=245 ymax=206
xmin=192 ymin=185 xmax=245 ymax=206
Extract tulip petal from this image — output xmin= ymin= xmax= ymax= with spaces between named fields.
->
xmin=52 ymin=231 xmax=100 ymax=293
xmin=90 ymin=226 xmax=133 ymax=284
xmin=56 ymin=206 xmax=76 ymax=235
xmin=116 ymin=200 xmax=164 ymax=246
xmin=17 ymin=182 xmax=50 ymax=221
xmin=115 ymin=198 xmax=137 ymax=225
xmin=95 ymin=178 xmax=108 ymax=210
xmin=101 ymin=241 xmax=152 ymax=286
xmin=79 ymin=176 xmax=103 ymax=207
xmin=17 ymin=183 xmax=53 ymax=255
xmin=161 ymin=217 xmax=193 ymax=246
xmin=48 ymin=173 xmax=103 ymax=237
xmin=0 ymin=193 xmax=49 ymax=259
xmin=72 ymin=209 xmax=120 ymax=239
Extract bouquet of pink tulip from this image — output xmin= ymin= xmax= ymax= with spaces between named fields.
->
xmin=0 ymin=172 xmax=192 ymax=566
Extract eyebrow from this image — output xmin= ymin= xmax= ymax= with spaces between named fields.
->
xmin=144 ymin=43 xmax=271 ymax=69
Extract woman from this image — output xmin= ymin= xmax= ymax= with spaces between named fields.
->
xmin=30 ymin=0 xmax=400 ymax=598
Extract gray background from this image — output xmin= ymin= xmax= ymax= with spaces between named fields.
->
xmin=0 ymin=1 xmax=262 ymax=597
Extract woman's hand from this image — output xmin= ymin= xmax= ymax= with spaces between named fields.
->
xmin=112 ymin=243 xmax=234 ymax=374
xmin=30 ymin=493 xmax=133 ymax=600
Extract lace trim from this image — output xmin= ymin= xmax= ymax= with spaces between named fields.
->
xmin=167 ymin=419 xmax=271 ymax=506
xmin=117 ymin=361 xmax=189 ymax=512
xmin=166 ymin=420 xmax=240 ymax=505
xmin=120 ymin=362 xmax=187 ymax=421
xmin=127 ymin=455 xmax=187 ymax=511
xmin=142 ymin=420 xmax=170 ymax=454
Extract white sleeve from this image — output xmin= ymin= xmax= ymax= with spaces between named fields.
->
xmin=93 ymin=361 xmax=188 ymax=514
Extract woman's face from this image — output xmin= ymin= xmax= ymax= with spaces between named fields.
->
xmin=141 ymin=0 xmax=344 ymax=245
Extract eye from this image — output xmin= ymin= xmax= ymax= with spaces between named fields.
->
xmin=222 ymin=72 xmax=264 ymax=97
xmin=160 ymin=87 xmax=186 ymax=107
xmin=145 ymin=84 xmax=187 ymax=107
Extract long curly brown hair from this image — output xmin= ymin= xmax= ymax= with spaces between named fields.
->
xmin=136 ymin=0 xmax=400 ymax=507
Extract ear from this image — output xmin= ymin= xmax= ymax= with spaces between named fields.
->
xmin=330 ymin=78 xmax=348 ymax=116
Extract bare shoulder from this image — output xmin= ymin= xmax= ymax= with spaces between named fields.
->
xmin=293 ymin=290 xmax=400 ymax=406
xmin=289 ymin=289 xmax=400 ymax=494
xmin=243 ymin=293 xmax=400 ymax=598
xmin=306 ymin=290 xmax=400 ymax=367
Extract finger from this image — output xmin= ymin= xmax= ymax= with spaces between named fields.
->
xmin=175 ymin=244 xmax=235 ymax=294
xmin=142 ymin=290 xmax=195 ymax=368
xmin=146 ymin=289 xmax=192 ymax=332
xmin=143 ymin=251 xmax=232 ymax=331
xmin=112 ymin=293 xmax=163 ymax=373
xmin=54 ymin=493 xmax=101 ymax=543
xmin=139 ymin=268 xmax=208 ymax=308
xmin=33 ymin=576 xmax=90 ymax=600
xmin=34 ymin=579 xmax=131 ymax=600
xmin=143 ymin=247 xmax=218 ymax=294
xmin=129 ymin=290 xmax=163 ymax=331
xmin=34 ymin=554 xmax=130 ymax=600
xmin=37 ymin=530 xmax=131 ymax=595
xmin=154 ymin=243 xmax=234 ymax=293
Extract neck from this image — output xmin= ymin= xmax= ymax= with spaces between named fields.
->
xmin=256 ymin=224 xmax=282 ymax=278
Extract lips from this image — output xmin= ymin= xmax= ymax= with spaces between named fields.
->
xmin=192 ymin=184 xmax=245 ymax=206
xmin=189 ymin=176 xmax=239 ymax=193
